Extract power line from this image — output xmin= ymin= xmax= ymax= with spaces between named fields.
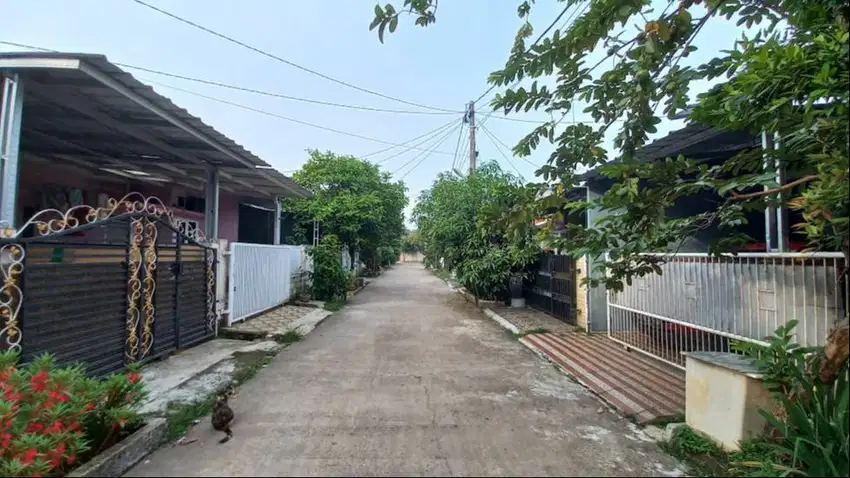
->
xmin=359 ymin=118 xmax=460 ymax=160
xmin=479 ymin=123 xmax=540 ymax=169
xmin=0 ymin=40 xmax=463 ymax=116
xmin=479 ymin=125 xmax=526 ymax=179
xmin=130 ymin=0 xmax=457 ymax=113
xmin=473 ymin=3 xmax=574 ymax=105
xmin=0 ymin=40 xmax=465 ymax=161
xmin=0 ymin=40 xmax=612 ymax=125
xmin=450 ymin=122 xmax=467 ymax=171
xmin=374 ymin=119 xmax=462 ymax=164
xmin=394 ymin=123 xmax=460 ymax=178
xmin=112 ymin=64 xmax=462 ymax=116
xmin=146 ymin=79 xmax=457 ymax=155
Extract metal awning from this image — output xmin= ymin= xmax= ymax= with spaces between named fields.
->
xmin=0 ymin=52 xmax=312 ymax=199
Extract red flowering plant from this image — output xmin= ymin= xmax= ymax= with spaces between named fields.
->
xmin=0 ymin=352 xmax=147 ymax=477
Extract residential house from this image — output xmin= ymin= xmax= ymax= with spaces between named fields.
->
xmin=0 ymin=51 xmax=312 ymax=374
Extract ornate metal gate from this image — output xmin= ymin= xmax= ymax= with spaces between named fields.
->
xmin=0 ymin=193 xmax=216 ymax=375
xmin=525 ymin=253 xmax=577 ymax=324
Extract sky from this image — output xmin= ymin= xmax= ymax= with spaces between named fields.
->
xmin=2 ymin=0 xmax=746 ymax=226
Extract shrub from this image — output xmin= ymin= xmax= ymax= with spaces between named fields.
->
xmin=378 ymin=246 xmax=397 ymax=267
xmin=308 ymin=235 xmax=348 ymax=301
xmin=0 ymin=352 xmax=146 ymax=477
xmin=734 ymin=321 xmax=849 ymax=477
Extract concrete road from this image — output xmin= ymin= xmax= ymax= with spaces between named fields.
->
xmin=127 ymin=263 xmax=684 ymax=477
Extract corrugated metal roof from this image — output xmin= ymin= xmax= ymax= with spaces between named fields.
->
xmin=0 ymin=51 xmax=312 ymax=199
xmin=581 ymin=122 xmax=760 ymax=183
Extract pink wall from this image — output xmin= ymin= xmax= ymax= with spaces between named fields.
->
xmin=17 ymin=159 xmax=255 ymax=242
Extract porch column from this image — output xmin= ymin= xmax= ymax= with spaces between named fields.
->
xmin=273 ymin=196 xmax=282 ymax=245
xmin=204 ymin=167 xmax=220 ymax=240
xmin=0 ymin=73 xmax=24 ymax=228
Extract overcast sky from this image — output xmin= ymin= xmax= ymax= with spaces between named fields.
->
xmin=3 ymin=0 xmax=745 ymax=225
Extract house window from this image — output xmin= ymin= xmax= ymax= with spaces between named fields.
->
xmin=173 ymin=217 xmax=201 ymax=243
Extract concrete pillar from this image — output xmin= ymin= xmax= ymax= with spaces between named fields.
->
xmin=0 ymin=74 xmax=24 ymax=228
xmin=273 ymin=196 xmax=282 ymax=245
xmin=204 ymin=167 xmax=220 ymax=240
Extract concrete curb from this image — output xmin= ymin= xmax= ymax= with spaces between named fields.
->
xmin=483 ymin=308 xmax=520 ymax=335
xmin=68 ymin=418 xmax=167 ymax=477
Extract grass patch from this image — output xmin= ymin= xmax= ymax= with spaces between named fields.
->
xmin=166 ymin=395 xmax=216 ymax=440
xmin=324 ymin=298 xmax=347 ymax=312
xmin=661 ymin=425 xmax=792 ymax=477
xmin=433 ymin=268 xmax=451 ymax=281
xmin=518 ymin=328 xmax=549 ymax=338
xmin=274 ymin=327 xmax=303 ymax=344
xmin=164 ymin=349 xmax=279 ymax=441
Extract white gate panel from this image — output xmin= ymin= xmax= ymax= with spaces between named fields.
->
xmin=228 ymin=242 xmax=292 ymax=325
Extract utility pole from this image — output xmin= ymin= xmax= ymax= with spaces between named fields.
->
xmin=465 ymin=101 xmax=477 ymax=175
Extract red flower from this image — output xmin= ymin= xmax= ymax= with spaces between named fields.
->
xmin=67 ymin=452 xmax=76 ymax=465
xmin=47 ymin=420 xmax=64 ymax=434
xmin=48 ymin=390 xmax=69 ymax=403
xmin=22 ymin=447 xmax=38 ymax=464
xmin=3 ymin=390 xmax=22 ymax=402
xmin=127 ymin=372 xmax=141 ymax=384
xmin=84 ymin=402 xmax=95 ymax=411
xmin=26 ymin=422 xmax=45 ymax=433
xmin=30 ymin=370 xmax=49 ymax=392
xmin=0 ymin=431 xmax=11 ymax=449
xmin=68 ymin=421 xmax=81 ymax=431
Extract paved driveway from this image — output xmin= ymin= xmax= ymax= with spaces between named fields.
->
xmin=127 ymin=263 xmax=683 ymax=477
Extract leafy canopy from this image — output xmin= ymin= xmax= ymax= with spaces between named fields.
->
xmin=371 ymin=0 xmax=849 ymax=291
xmin=284 ymin=150 xmax=408 ymax=268
xmin=414 ymin=161 xmax=540 ymax=299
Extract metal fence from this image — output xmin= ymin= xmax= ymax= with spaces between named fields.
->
xmin=525 ymin=253 xmax=577 ymax=324
xmin=228 ymin=243 xmax=294 ymax=325
xmin=0 ymin=194 xmax=217 ymax=376
xmin=607 ymin=252 xmax=848 ymax=368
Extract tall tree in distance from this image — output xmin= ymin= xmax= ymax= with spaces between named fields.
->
xmin=284 ymin=150 xmax=408 ymax=271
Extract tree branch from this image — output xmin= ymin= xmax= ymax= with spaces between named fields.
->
xmin=728 ymin=174 xmax=818 ymax=201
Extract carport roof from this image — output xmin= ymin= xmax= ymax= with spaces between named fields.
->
xmin=0 ymin=51 xmax=312 ymax=199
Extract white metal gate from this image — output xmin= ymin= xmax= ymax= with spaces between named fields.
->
xmin=227 ymin=243 xmax=308 ymax=325
xmin=606 ymin=252 xmax=847 ymax=369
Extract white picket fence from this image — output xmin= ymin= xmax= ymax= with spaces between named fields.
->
xmin=227 ymin=242 xmax=311 ymax=325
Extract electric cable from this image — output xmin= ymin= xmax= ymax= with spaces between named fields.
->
xmin=130 ymin=0 xmax=458 ymax=113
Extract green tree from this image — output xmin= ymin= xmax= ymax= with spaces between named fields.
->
xmin=369 ymin=0 xmax=849 ymax=293
xmin=414 ymin=161 xmax=539 ymax=301
xmin=284 ymin=150 xmax=409 ymax=271
xmin=401 ymin=229 xmax=421 ymax=253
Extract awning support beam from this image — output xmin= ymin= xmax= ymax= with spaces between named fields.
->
xmin=0 ymin=73 xmax=24 ymax=228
